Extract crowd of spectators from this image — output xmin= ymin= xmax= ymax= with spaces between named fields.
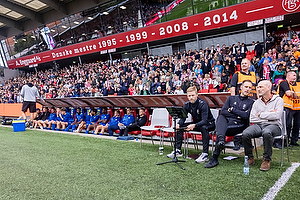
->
xmin=2 ymin=27 xmax=300 ymax=104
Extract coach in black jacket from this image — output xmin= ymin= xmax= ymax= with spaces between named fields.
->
xmin=167 ymin=86 xmax=215 ymax=164
xmin=120 ymin=108 xmax=147 ymax=136
xmin=205 ymin=80 xmax=254 ymax=168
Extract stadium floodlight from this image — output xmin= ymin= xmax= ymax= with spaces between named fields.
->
xmin=120 ymin=6 xmax=126 ymax=9
xmin=88 ymin=17 xmax=93 ymax=20
xmin=103 ymin=12 xmax=109 ymax=15
xmin=62 ymin=25 xmax=67 ymax=29
xmin=74 ymin=21 xmax=79 ymax=24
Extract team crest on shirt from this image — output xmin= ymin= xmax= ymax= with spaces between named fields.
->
xmin=243 ymin=104 xmax=247 ymax=110
xmin=282 ymin=0 xmax=300 ymax=12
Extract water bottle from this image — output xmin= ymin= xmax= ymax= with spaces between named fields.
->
xmin=243 ymin=156 xmax=249 ymax=175
xmin=159 ymin=146 xmax=164 ymax=155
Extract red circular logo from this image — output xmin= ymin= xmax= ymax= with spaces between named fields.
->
xmin=282 ymin=0 xmax=300 ymax=12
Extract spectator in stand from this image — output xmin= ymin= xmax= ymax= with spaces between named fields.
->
xmin=266 ymin=32 xmax=274 ymax=51
xmin=272 ymin=64 xmax=285 ymax=85
xmin=240 ymin=43 xmax=248 ymax=58
xmin=292 ymin=34 xmax=300 ymax=46
xmin=119 ymin=108 xmax=147 ymax=136
xmin=292 ymin=47 xmax=300 ymax=62
xmin=254 ymin=41 xmax=263 ymax=58
xmin=236 ymin=50 xmax=243 ymax=66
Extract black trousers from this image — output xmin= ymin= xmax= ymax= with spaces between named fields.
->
xmin=119 ymin=124 xmax=139 ymax=136
xmin=213 ymin=115 xmax=246 ymax=158
xmin=285 ymin=108 xmax=300 ymax=143
xmin=176 ymin=121 xmax=215 ymax=153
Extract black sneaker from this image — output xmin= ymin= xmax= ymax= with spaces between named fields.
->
xmin=217 ymin=141 xmax=225 ymax=151
xmin=204 ymin=157 xmax=219 ymax=168
xmin=290 ymin=142 xmax=299 ymax=146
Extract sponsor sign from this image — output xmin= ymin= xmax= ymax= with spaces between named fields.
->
xmin=7 ymin=0 xmax=300 ymax=69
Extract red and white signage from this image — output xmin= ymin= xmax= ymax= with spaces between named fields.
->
xmin=7 ymin=0 xmax=300 ymax=69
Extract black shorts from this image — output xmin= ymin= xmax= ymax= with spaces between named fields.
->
xmin=22 ymin=101 xmax=36 ymax=113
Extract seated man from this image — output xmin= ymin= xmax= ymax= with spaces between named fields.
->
xmin=92 ymin=108 xmax=110 ymax=135
xmin=56 ymin=108 xmax=73 ymax=131
xmin=204 ymin=80 xmax=254 ymax=168
xmin=95 ymin=110 xmax=121 ymax=136
xmin=119 ymin=108 xmax=147 ymax=136
xmin=242 ymin=80 xmax=283 ymax=171
xmin=107 ymin=108 xmax=135 ymax=136
xmin=36 ymin=107 xmax=50 ymax=129
xmin=41 ymin=107 xmax=56 ymax=130
xmin=64 ymin=108 xmax=84 ymax=132
xmin=31 ymin=108 xmax=42 ymax=129
xmin=50 ymin=107 xmax=62 ymax=130
xmin=166 ymin=86 xmax=215 ymax=164
xmin=76 ymin=108 xmax=99 ymax=133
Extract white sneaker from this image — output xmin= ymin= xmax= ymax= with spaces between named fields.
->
xmin=195 ymin=153 xmax=209 ymax=163
xmin=167 ymin=149 xmax=183 ymax=158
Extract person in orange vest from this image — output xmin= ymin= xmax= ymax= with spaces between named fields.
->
xmin=230 ymin=58 xmax=257 ymax=100
xmin=276 ymin=70 xmax=300 ymax=147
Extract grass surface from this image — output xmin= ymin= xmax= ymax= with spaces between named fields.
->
xmin=0 ymin=126 xmax=299 ymax=200
xmin=159 ymin=0 xmax=250 ymax=22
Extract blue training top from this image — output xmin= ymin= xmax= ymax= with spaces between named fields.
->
xmin=89 ymin=114 xmax=99 ymax=123
xmin=108 ymin=116 xmax=121 ymax=126
xmin=120 ymin=114 xmax=134 ymax=126
xmin=75 ymin=113 xmax=84 ymax=122
xmin=48 ymin=113 xmax=56 ymax=121
xmin=99 ymin=113 xmax=110 ymax=125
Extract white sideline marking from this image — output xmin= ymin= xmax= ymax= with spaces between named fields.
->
xmin=261 ymin=163 xmax=300 ymax=200
xmin=246 ymin=6 xmax=273 ymax=14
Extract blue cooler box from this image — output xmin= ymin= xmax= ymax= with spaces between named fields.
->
xmin=12 ymin=120 xmax=26 ymax=132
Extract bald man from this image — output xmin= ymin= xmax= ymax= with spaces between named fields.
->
xmin=242 ymin=80 xmax=283 ymax=171
xmin=230 ymin=58 xmax=257 ymax=100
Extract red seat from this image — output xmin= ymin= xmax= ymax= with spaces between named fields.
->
xmin=209 ymin=89 xmax=218 ymax=93
xmin=208 ymin=84 xmax=214 ymax=89
xmin=119 ymin=109 xmax=124 ymax=118
xmin=200 ymin=89 xmax=208 ymax=93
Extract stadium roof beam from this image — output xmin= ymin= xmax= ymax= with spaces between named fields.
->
xmin=39 ymin=0 xmax=68 ymax=15
xmin=0 ymin=16 xmax=23 ymax=31
xmin=0 ymin=0 xmax=44 ymax=24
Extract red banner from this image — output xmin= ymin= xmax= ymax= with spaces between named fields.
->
xmin=7 ymin=0 xmax=300 ymax=69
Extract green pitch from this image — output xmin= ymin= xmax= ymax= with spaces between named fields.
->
xmin=159 ymin=0 xmax=249 ymax=22
xmin=0 ymin=126 xmax=299 ymax=199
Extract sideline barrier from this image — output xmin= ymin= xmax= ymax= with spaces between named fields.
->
xmin=37 ymin=93 xmax=230 ymax=109
xmin=0 ymin=103 xmax=42 ymax=118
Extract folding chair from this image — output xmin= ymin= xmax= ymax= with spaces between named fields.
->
xmin=140 ymin=108 xmax=170 ymax=148
xmin=189 ymin=109 xmax=219 ymax=155
xmin=252 ymin=111 xmax=290 ymax=167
